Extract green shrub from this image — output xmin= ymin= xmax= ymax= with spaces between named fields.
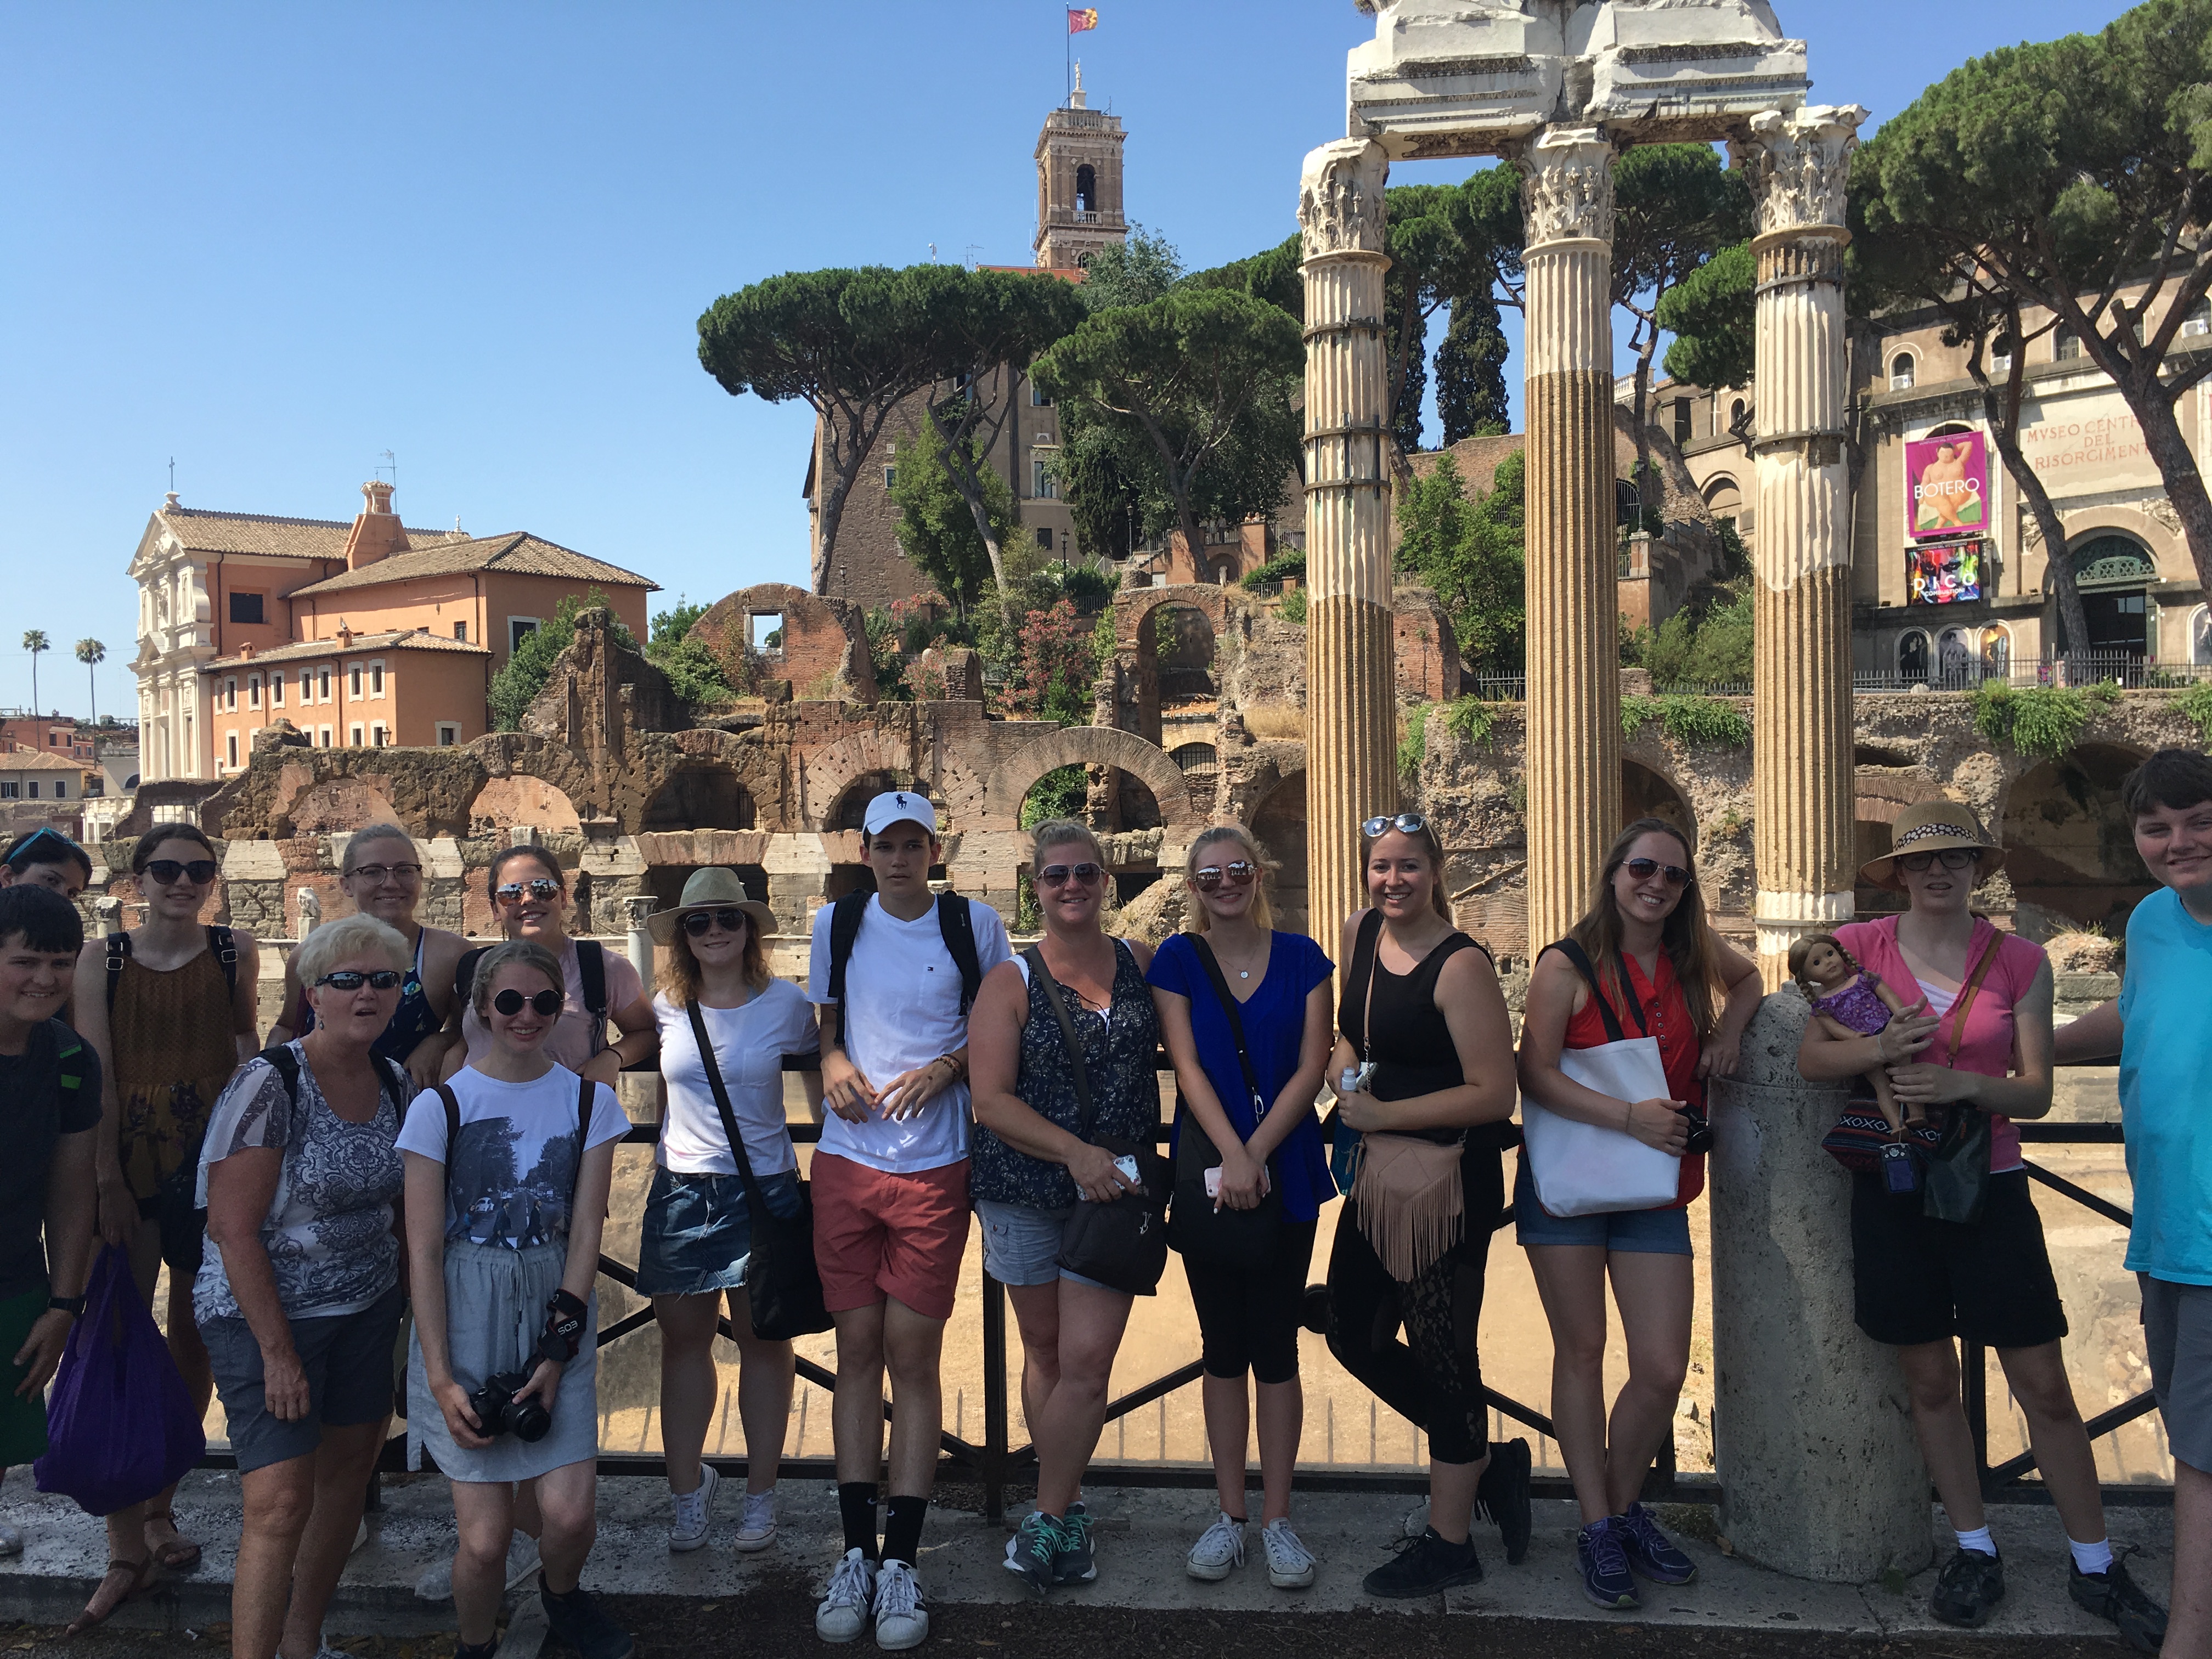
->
xmin=1399 ymin=703 xmax=1432 ymax=776
xmin=1622 ymin=692 xmax=1750 ymax=748
xmin=2178 ymin=681 xmax=2212 ymax=744
xmin=1441 ymin=696 xmax=1500 ymax=746
xmin=1972 ymin=682 xmax=2108 ymax=759
xmin=1279 ymin=588 xmax=1307 ymax=624
xmin=1240 ymin=550 xmax=1307 ymax=589
xmin=489 ymin=591 xmax=639 ymax=730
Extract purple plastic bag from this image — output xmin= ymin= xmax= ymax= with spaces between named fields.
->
xmin=34 ymin=1245 xmax=205 ymax=1515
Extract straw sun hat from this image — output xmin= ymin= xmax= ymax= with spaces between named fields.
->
xmin=646 ymin=867 xmax=777 ymax=943
xmin=1859 ymin=800 xmax=2006 ymax=892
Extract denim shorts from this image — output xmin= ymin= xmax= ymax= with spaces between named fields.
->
xmin=1510 ymin=1157 xmax=1692 ymax=1255
xmin=974 ymin=1199 xmax=1113 ymax=1291
xmin=203 ymin=1284 xmax=405 ymax=1473
xmin=636 ymin=1165 xmax=803 ymax=1298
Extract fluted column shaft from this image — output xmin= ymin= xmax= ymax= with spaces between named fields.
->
xmin=1297 ymin=139 xmax=1396 ymax=941
xmin=1519 ymin=127 xmax=1620 ymax=953
xmin=1739 ymin=106 xmax=1868 ymax=987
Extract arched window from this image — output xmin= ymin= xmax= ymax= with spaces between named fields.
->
xmin=2055 ymin=329 xmax=2083 ymax=362
xmin=1075 ymin=163 xmax=1096 ymax=215
xmin=1898 ymin=630 xmax=1930 ymax=682
xmin=1728 ymin=397 xmax=1746 ymax=431
xmin=2191 ymin=605 xmax=2212 ymax=665
xmin=1981 ymin=624 xmax=2012 ymax=676
xmin=1889 ymin=352 xmax=1916 ymax=391
xmin=1702 ymin=475 xmax=1742 ymax=526
xmin=1937 ymin=627 xmax=1973 ymax=685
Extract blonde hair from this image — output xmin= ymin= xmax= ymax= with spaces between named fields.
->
xmin=659 ymin=912 xmax=770 ymax=1001
xmin=294 ymin=913 xmax=410 ymax=986
xmin=1183 ymin=823 xmax=1276 ymax=935
xmin=470 ymin=937 xmax=565 ymax=1018
xmin=1030 ymin=819 xmax=1105 ymax=870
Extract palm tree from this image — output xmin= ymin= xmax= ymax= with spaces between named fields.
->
xmin=20 ymin=631 xmax=46 ymax=715
xmin=76 ymin=639 xmax=105 ymax=725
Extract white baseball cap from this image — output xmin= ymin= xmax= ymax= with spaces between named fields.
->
xmin=862 ymin=789 xmax=938 ymax=838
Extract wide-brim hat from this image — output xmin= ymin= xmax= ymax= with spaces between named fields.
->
xmin=647 ymin=867 xmax=778 ymax=941
xmin=1860 ymin=800 xmax=2006 ymax=891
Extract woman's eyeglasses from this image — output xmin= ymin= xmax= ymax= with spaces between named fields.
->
xmin=1624 ymin=857 xmax=1694 ymax=888
xmin=1037 ymin=862 xmax=1104 ymax=888
xmin=1192 ymin=860 xmax=1257 ymax=891
xmin=495 ymin=878 xmax=563 ymax=905
xmin=1361 ymin=814 xmax=1429 ymax=839
xmin=493 ymin=988 xmax=565 ymax=1018
xmin=681 ymin=909 xmax=748 ymax=937
xmin=1897 ymin=848 xmax=1981 ymax=873
xmin=144 ymin=859 xmax=219 ymax=885
xmin=315 ymin=970 xmax=403 ymax=992
xmin=347 ymin=862 xmax=422 ymax=883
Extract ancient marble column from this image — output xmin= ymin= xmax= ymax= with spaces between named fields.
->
xmin=1518 ymin=127 xmax=1620 ymax=952
xmin=1739 ymin=105 xmax=1868 ymax=986
xmin=1298 ymin=138 xmax=1397 ymax=940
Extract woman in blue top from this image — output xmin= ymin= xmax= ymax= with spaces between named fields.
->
xmin=1149 ymin=825 xmax=1334 ymax=1591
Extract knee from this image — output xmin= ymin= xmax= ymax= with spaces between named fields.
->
xmin=535 ymin=1488 xmax=596 ymax=1551
xmin=455 ymin=1521 xmax=513 ymax=1572
xmin=1553 ymin=1327 xmax=1605 ymax=1375
xmin=1904 ymin=1370 xmax=1962 ymax=1419
xmin=2010 ymin=1369 xmax=2083 ymax=1426
xmin=1628 ymin=1351 xmax=1689 ymax=1403
xmin=245 ymin=1482 xmax=313 ymax=1540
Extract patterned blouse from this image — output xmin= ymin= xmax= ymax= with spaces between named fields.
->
xmin=969 ymin=941 xmax=1162 ymax=1209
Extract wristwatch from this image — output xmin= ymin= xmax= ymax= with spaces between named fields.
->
xmin=47 ymin=1295 xmax=84 ymax=1317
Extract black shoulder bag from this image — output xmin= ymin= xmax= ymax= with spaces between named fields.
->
xmin=685 ymin=1000 xmax=833 ymax=1340
xmin=1166 ymin=937 xmax=1283 ymax=1271
xmin=1028 ymin=946 xmax=1171 ymax=1297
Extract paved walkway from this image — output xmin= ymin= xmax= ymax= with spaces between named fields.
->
xmin=0 ymin=1470 xmax=2175 ymax=1649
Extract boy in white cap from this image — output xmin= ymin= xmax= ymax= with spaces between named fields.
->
xmin=806 ymin=792 xmax=1011 ymax=1649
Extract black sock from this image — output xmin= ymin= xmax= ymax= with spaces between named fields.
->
xmin=839 ymin=1481 xmax=881 ymax=1561
xmin=882 ymin=1494 xmax=928 ymax=1568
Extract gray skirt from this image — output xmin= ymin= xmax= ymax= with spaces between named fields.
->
xmin=407 ymin=1238 xmax=600 ymax=1483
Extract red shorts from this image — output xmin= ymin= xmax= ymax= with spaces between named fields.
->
xmin=809 ymin=1154 xmax=970 ymax=1321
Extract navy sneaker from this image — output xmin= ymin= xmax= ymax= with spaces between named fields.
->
xmin=1475 ymin=1439 xmax=1533 ymax=1566
xmin=1003 ymin=1511 xmax=1060 ymax=1598
xmin=1051 ymin=1508 xmax=1097 ymax=1585
xmin=2069 ymin=1553 xmax=2166 ymax=1654
xmin=1616 ymin=1501 xmax=1697 ymax=1585
xmin=1930 ymin=1546 xmax=2005 ymax=1628
xmin=1577 ymin=1517 xmax=1639 ymax=1611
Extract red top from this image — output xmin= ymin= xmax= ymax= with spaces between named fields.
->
xmin=1562 ymin=946 xmax=1706 ymax=1207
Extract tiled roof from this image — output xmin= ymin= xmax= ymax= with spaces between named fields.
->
xmin=160 ymin=507 xmax=453 ymax=562
xmin=285 ymin=532 xmax=656 ymax=597
xmin=1 ymin=749 xmax=89 ymax=772
xmin=201 ymin=629 xmax=494 ymax=672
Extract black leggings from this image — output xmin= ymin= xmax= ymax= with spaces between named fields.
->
xmin=1183 ymin=1220 xmax=1317 ymax=1385
xmin=1325 ymin=1150 xmax=1500 ymax=1465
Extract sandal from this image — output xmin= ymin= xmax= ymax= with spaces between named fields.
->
xmin=64 ymin=1555 xmax=156 ymax=1637
xmin=143 ymin=1510 xmax=201 ymax=1573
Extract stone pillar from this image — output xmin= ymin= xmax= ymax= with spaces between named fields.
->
xmin=622 ymin=895 xmax=658 ymax=993
xmin=1297 ymin=138 xmax=1396 ymax=939
xmin=1739 ymin=105 xmax=1868 ymax=986
xmin=1517 ymin=127 xmax=1620 ymax=951
xmin=1709 ymin=991 xmax=1930 ymax=1581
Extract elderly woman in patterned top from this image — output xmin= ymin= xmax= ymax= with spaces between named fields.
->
xmin=194 ymin=914 xmax=414 ymax=1659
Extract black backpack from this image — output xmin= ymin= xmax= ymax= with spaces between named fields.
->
xmin=824 ymin=890 xmax=984 ymax=1015
xmin=456 ymin=940 xmax=610 ymax=1054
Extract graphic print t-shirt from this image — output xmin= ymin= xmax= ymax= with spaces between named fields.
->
xmin=396 ymin=1065 xmax=630 ymax=1248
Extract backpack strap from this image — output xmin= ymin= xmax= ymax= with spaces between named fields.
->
xmin=1022 ymin=946 xmax=1098 ymax=1143
xmin=104 ymin=931 xmax=131 ymax=1013
xmin=206 ymin=925 xmax=238 ymax=996
xmin=1544 ymin=938 xmax=1630 ymax=1045
xmin=574 ymin=1071 xmax=593 ymax=1207
xmin=54 ymin=1025 xmax=88 ymax=1110
xmin=825 ymin=890 xmax=870 ymax=1006
xmin=935 ymin=893 xmax=984 ymax=1016
xmin=433 ymin=1081 xmax=461 ymax=1172
xmin=575 ymin=940 xmax=608 ymax=1056
xmin=261 ymin=1043 xmax=303 ymax=1105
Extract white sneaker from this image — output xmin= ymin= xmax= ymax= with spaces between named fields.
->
xmin=1262 ymin=1518 xmax=1318 ymax=1589
xmin=669 ymin=1464 xmax=720 ymax=1553
xmin=1186 ymin=1513 xmax=1246 ymax=1581
xmin=0 ymin=1521 xmax=24 ymax=1558
xmin=872 ymin=1558 xmax=929 ymax=1650
xmin=816 ymin=1547 xmax=877 ymax=1644
xmin=735 ymin=1488 xmax=778 ymax=1553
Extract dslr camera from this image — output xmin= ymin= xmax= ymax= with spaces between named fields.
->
xmin=1681 ymin=1106 xmax=1715 ymax=1156
xmin=467 ymin=1370 xmax=552 ymax=1443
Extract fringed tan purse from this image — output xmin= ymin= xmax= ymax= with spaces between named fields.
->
xmin=1346 ymin=918 xmax=1465 ymax=1282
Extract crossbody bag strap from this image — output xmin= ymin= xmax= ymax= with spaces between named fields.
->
xmin=1189 ymin=935 xmax=1266 ymax=1120
xmin=1022 ymin=946 xmax=1098 ymax=1143
xmin=685 ymin=999 xmax=769 ymax=1209
xmin=1548 ymin=939 xmax=1628 ymax=1044
xmin=1941 ymin=932 xmax=2007 ymax=1070
xmin=1348 ymin=909 xmax=1382 ymax=1063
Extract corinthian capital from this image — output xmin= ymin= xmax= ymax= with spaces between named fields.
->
xmin=1516 ymin=126 xmax=1614 ymax=250
xmin=1738 ymin=104 xmax=1868 ymax=237
xmin=1298 ymin=138 xmax=1390 ymax=257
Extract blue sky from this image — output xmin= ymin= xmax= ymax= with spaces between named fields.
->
xmin=1 ymin=0 xmax=2130 ymax=720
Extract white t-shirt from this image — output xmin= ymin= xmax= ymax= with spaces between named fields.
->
xmin=396 ymin=1064 xmax=630 ymax=1247
xmin=653 ymin=982 xmax=817 ymax=1177
xmin=459 ymin=938 xmax=645 ymax=1074
xmin=806 ymin=894 xmax=1013 ymax=1173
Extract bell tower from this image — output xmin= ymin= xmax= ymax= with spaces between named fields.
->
xmin=1033 ymin=64 xmax=1127 ymax=270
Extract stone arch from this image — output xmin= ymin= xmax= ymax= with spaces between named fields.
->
xmin=1997 ymin=741 xmax=2157 ymax=933
xmin=1113 ymin=584 xmax=1234 ymax=745
xmin=465 ymin=772 xmax=585 ymax=838
xmin=1621 ymin=759 xmax=1695 ymax=842
xmin=827 ymin=769 xmax=921 ymax=833
xmin=689 ymin=581 xmax=877 ymax=704
xmin=640 ymin=764 xmax=758 ymax=833
xmin=1250 ymin=769 xmax=1308 ymax=938
xmin=984 ymin=726 xmax=1197 ymax=833
xmin=802 ymin=730 xmax=923 ymax=832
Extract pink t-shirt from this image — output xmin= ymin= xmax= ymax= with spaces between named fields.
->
xmin=1833 ymin=916 xmax=2045 ymax=1173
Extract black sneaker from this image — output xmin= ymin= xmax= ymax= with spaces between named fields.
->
xmin=1616 ymin=1500 xmax=1697 ymax=1585
xmin=1577 ymin=1517 xmax=1639 ymax=1610
xmin=1051 ymin=1508 xmax=1097 ymax=1585
xmin=2069 ymin=1554 xmax=2168 ymax=1654
xmin=1362 ymin=1526 xmax=1483 ymax=1599
xmin=540 ymin=1575 xmax=636 ymax=1659
xmin=1475 ymin=1439 xmax=1533 ymax=1566
xmin=1930 ymin=1547 xmax=2005 ymax=1628
xmin=1300 ymin=1283 xmax=1331 ymax=1336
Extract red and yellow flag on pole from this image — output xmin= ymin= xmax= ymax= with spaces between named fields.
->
xmin=1068 ymin=8 xmax=1099 ymax=33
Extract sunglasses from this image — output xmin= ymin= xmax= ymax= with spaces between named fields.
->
xmin=316 ymin=969 xmax=403 ymax=992
xmin=1897 ymin=848 xmax=1981 ymax=873
xmin=347 ymin=862 xmax=422 ymax=883
xmin=1192 ymin=861 xmax=1257 ymax=891
xmin=1624 ymin=856 xmax=1694 ymax=888
xmin=1037 ymin=862 xmax=1104 ymax=888
xmin=681 ymin=908 xmax=749 ymax=937
xmin=493 ymin=987 xmax=565 ymax=1018
xmin=495 ymin=878 xmax=563 ymax=905
xmin=145 ymin=859 xmax=219 ymax=885
xmin=1361 ymin=814 xmax=1429 ymax=839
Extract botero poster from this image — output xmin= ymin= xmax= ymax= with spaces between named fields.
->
xmin=1906 ymin=429 xmax=1989 ymax=539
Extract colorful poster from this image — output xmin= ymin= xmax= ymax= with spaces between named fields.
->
xmin=1906 ymin=540 xmax=1983 ymax=605
xmin=1905 ymin=429 xmax=1989 ymax=540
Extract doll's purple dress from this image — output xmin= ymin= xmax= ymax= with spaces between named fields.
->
xmin=1809 ymin=972 xmax=1889 ymax=1034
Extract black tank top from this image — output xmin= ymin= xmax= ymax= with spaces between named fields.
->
xmin=1344 ymin=909 xmax=1516 ymax=1152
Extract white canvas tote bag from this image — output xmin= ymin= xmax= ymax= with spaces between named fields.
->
xmin=1521 ymin=941 xmax=1683 ymax=1217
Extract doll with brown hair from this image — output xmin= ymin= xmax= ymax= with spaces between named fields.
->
xmin=1789 ymin=933 xmax=1930 ymax=1133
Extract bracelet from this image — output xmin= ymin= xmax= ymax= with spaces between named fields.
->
xmin=47 ymin=1295 xmax=84 ymax=1317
